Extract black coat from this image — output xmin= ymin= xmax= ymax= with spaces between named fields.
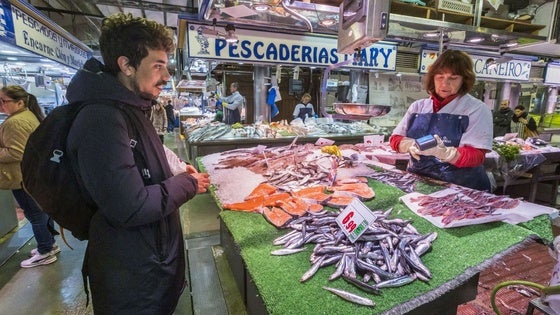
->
xmin=493 ymin=107 xmax=514 ymax=137
xmin=66 ymin=58 xmax=198 ymax=314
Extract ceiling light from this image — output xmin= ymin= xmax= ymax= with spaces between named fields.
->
xmin=466 ymin=36 xmax=484 ymax=43
xmin=251 ymin=3 xmax=271 ymax=12
xmin=319 ymin=18 xmax=336 ymax=27
xmin=502 ymin=41 xmax=518 ymax=48
xmin=423 ymin=32 xmax=441 ymax=38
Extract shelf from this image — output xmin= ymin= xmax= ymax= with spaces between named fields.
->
xmin=391 ymin=1 xmax=437 ymax=19
xmin=480 ymin=16 xmax=546 ymax=35
xmin=391 ymin=1 xmax=546 ymax=36
xmin=438 ymin=9 xmax=474 ymax=25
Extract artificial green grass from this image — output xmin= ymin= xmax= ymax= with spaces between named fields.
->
xmin=219 ymin=179 xmax=550 ymax=314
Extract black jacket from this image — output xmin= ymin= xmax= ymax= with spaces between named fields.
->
xmin=493 ymin=107 xmax=514 ymax=137
xmin=512 ymin=111 xmax=538 ymax=132
xmin=66 ymin=58 xmax=198 ymax=314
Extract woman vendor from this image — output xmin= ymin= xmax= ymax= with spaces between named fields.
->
xmin=292 ymin=93 xmax=315 ymax=122
xmin=389 ymin=50 xmax=493 ymax=191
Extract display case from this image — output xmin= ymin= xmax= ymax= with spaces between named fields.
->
xmin=0 ymin=190 xmax=16 ymax=238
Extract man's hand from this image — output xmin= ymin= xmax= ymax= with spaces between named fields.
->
xmin=409 ymin=135 xmax=459 ymax=163
xmin=190 ymin=172 xmax=210 ymax=194
xmin=186 ymin=164 xmax=198 ymax=174
xmin=518 ymin=117 xmax=528 ymax=124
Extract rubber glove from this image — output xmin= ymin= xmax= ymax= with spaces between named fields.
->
xmin=398 ymin=137 xmax=416 ymax=154
xmin=409 ymin=135 xmax=459 ymax=163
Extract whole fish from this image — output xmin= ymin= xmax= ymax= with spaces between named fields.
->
xmin=270 ymin=247 xmax=307 ymax=256
xmin=323 ymin=286 xmax=376 ymax=307
xmin=341 ymin=274 xmax=381 ymax=295
xmin=374 ymin=274 xmax=417 ymax=289
xmin=300 ymin=256 xmax=325 ymax=282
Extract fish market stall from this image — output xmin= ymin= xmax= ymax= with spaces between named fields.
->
xmin=184 ymin=120 xmax=388 ymax=163
xmin=199 ymin=143 xmax=556 ymax=314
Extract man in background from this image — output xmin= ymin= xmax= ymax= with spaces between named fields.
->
xmin=493 ymin=99 xmax=514 ymax=137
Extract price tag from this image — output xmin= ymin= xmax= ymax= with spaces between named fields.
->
xmin=335 ymin=198 xmax=377 ymax=243
xmin=315 ymin=137 xmax=335 ymax=146
xmin=364 ymin=135 xmax=384 ymax=146
xmin=251 ymin=145 xmax=267 ymax=154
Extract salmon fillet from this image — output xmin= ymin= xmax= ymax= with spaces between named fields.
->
xmin=245 ymin=182 xmax=277 ymax=200
xmin=263 ymin=207 xmax=293 ymax=228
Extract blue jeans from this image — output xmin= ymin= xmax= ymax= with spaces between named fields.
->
xmin=12 ymin=189 xmax=55 ymax=254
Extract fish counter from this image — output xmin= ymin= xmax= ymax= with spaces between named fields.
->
xmin=198 ymin=143 xmax=556 ymax=314
xmin=183 ymin=120 xmax=388 ymax=163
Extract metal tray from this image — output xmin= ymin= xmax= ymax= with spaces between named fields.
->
xmin=333 ymin=103 xmax=391 ymax=118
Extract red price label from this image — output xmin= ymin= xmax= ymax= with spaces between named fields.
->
xmin=336 ymin=198 xmax=377 ymax=243
xmin=342 ymin=211 xmax=357 ymax=233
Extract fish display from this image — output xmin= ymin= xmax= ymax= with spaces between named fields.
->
xmin=187 ymin=123 xmax=232 ymax=142
xmin=222 ymin=180 xmax=374 ymax=228
xmin=271 ymin=208 xmax=437 ymax=306
xmin=409 ymin=186 xmax=522 ymax=226
xmin=365 ymin=171 xmax=420 ymax=193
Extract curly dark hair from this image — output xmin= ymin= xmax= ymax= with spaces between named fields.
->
xmin=99 ymin=13 xmax=175 ymax=75
xmin=424 ymin=50 xmax=475 ymax=96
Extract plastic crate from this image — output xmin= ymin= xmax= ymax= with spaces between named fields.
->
xmin=437 ymin=0 xmax=473 ymax=14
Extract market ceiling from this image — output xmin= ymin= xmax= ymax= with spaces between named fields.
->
xmin=22 ymin=0 xmax=560 ymax=58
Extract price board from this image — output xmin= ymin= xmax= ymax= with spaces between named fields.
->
xmin=335 ymin=198 xmax=377 ymax=243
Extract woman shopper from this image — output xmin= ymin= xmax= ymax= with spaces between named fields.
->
xmin=0 ymin=85 xmax=59 ymax=268
xmin=511 ymin=105 xmax=538 ymax=139
xmin=389 ymin=50 xmax=493 ymax=191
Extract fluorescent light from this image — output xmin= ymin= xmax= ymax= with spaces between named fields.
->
xmin=251 ymin=4 xmax=271 ymax=12
xmin=319 ymin=18 xmax=336 ymax=27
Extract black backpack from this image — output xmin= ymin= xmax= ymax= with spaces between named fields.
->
xmin=21 ymin=102 xmax=145 ymax=242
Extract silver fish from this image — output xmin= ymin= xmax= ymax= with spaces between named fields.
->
xmin=270 ymin=247 xmax=307 ymax=256
xmin=323 ymin=286 xmax=376 ymax=307
xmin=300 ymin=256 xmax=325 ymax=282
xmin=374 ymin=274 xmax=417 ymax=289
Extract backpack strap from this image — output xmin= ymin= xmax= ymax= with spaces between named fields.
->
xmin=116 ymin=104 xmax=153 ymax=186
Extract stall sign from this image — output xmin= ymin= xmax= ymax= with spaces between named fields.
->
xmin=0 ymin=0 xmax=91 ymax=69
xmin=544 ymin=62 xmax=560 ymax=85
xmin=335 ymin=198 xmax=376 ymax=243
xmin=420 ymin=49 xmax=532 ymax=82
xmin=186 ymin=22 xmax=397 ymax=70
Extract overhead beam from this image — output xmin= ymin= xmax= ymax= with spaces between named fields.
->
xmin=32 ymin=6 xmax=105 ymax=18
xmin=91 ymin=0 xmax=198 ymax=14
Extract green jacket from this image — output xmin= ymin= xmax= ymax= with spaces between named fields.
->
xmin=0 ymin=108 xmax=40 ymax=189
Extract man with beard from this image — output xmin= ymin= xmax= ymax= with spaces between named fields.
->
xmin=65 ymin=13 xmax=210 ymax=314
xmin=493 ymin=100 xmax=514 ymax=137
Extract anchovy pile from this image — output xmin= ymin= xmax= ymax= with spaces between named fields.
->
xmin=264 ymin=157 xmax=335 ymax=191
xmin=365 ymin=171 xmax=420 ymax=193
xmin=271 ymin=208 xmax=437 ymax=305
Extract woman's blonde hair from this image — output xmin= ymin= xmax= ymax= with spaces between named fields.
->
xmin=301 ymin=93 xmax=311 ymax=101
